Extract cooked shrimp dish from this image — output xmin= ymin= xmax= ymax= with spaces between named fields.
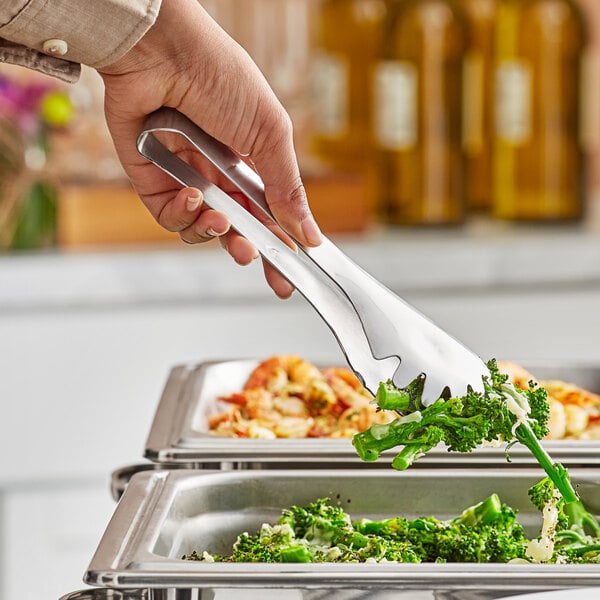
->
xmin=208 ymin=355 xmax=396 ymax=438
xmin=208 ymin=354 xmax=600 ymax=440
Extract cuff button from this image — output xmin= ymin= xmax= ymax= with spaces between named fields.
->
xmin=42 ymin=39 xmax=68 ymax=56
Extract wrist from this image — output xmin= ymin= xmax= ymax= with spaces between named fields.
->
xmin=98 ymin=0 xmax=197 ymax=77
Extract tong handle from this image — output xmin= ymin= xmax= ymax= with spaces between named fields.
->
xmin=136 ymin=108 xmax=394 ymax=393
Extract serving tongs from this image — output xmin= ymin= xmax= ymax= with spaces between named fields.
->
xmin=137 ymin=108 xmax=488 ymax=404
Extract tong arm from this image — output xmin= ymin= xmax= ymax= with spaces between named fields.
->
xmin=137 ymin=108 xmax=488 ymax=403
xmin=136 ymin=109 xmax=397 ymax=394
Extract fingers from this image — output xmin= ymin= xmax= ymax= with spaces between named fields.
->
xmin=247 ymin=110 xmax=323 ymax=249
xmin=218 ymin=230 xmax=258 ymax=264
xmin=218 ymin=234 xmax=294 ymax=299
xmin=262 ymin=261 xmax=295 ymax=299
xmin=157 ymin=187 xmax=229 ymax=243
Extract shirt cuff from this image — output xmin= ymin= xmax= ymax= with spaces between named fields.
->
xmin=0 ymin=39 xmax=80 ymax=83
xmin=0 ymin=0 xmax=161 ymax=70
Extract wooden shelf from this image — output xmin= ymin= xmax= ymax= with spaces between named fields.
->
xmin=56 ymin=172 xmax=371 ymax=248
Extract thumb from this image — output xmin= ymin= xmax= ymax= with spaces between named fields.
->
xmin=241 ymin=106 xmax=323 ymax=247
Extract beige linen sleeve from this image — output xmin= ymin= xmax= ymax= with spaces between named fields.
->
xmin=0 ymin=0 xmax=161 ymax=82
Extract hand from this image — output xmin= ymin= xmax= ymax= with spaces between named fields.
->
xmin=98 ymin=0 xmax=322 ymax=298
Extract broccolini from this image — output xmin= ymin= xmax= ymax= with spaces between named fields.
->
xmin=184 ymin=496 xmax=528 ymax=564
xmin=183 ymin=494 xmax=600 ymax=564
xmin=352 ymin=359 xmax=549 ymax=470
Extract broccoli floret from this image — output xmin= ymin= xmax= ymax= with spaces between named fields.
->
xmin=278 ymin=497 xmax=352 ymax=542
xmin=527 ymin=475 xmax=600 ymax=563
xmin=227 ymin=520 xmax=304 ymax=562
xmin=353 ymin=359 xmax=550 ymax=470
xmin=354 ymin=494 xmax=526 ymax=563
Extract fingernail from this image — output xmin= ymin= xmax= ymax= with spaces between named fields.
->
xmin=301 ymin=216 xmax=323 ymax=245
xmin=207 ymin=223 xmax=230 ymax=237
xmin=186 ymin=193 xmax=202 ymax=212
xmin=277 ymin=282 xmax=295 ymax=299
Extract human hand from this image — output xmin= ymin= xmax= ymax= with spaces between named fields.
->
xmin=98 ymin=0 xmax=322 ymax=298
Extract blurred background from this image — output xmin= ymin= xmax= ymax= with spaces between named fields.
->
xmin=2 ymin=0 xmax=600 ymax=598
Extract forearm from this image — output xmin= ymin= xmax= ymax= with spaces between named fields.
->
xmin=0 ymin=0 xmax=161 ymax=81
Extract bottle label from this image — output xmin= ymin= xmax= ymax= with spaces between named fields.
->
xmin=373 ymin=60 xmax=418 ymax=150
xmin=495 ymin=60 xmax=531 ymax=144
xmin=312 ymin=50 xmax=348 ymax=137
xmin=463 ymin=51 xmax=484 ymax=154
xmin=580 ymin=48 xmax=600 ymax=151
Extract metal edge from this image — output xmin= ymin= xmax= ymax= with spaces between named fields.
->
xmin=86 ymin=471 xmax=174 ymax=586
xmin=143 ymin=364 xmax=201 ymax=461
xmin=59 ymin=591 xmax=148 ymax=600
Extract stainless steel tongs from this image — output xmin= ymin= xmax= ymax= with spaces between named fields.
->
xmin=137 ymin=108 xmax=488 ymax=404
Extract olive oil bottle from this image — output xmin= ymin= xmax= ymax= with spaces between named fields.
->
xmin=372 ymin=0 xmax=468 ymax=225
xmin=312 ymin=0 xmax=387 ymax=171
xmin=493 ymin=0 xmax=587 ymax=221
xmin=460 ymin=0 xmax=497 ymax=211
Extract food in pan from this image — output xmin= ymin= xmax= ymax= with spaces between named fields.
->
xmin=208 ymin=355 xmax=600 ymax=440
xmin=208 ymin=355 xmax=396 ymax=438
xmin=498 ymin=361 xmax=600 ymax=440
xmin=184 ymin=489 xmax=600 ymax=564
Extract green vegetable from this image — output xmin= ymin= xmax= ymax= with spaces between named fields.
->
xmin=353 ymin=359 xmax=549 ymax=470
xmin=527 ymin=476 xmax=600 ymax=561
xmin=183 ymin=495 xmax=528 ymax=564
xmin=183 ymin=493 xmax=599 ymax=564
xmin=355 ymin=492 xmax=527 ymax=563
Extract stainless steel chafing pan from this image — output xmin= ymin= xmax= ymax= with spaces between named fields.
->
xmin=143 ymin=360 xmax=600 ymax=468
xmin=60 ymin=588 xmax=600 ymax=600
xmin=85 ymin=468 xmax=600 ymax=593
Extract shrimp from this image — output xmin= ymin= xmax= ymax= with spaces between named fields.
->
xmin=564 ymin=404 xmax=589 ymax=437
xmin=322 ymin=367 xmax=373 ymax=408
xmin=244 ymin=355 xmax=322 ymax=392
xmin=497 ymin=361 xmax=538 ymax=390
xmin=246 ymin=423 xmax=277 ymax=439
xmin=539 ymin=380 xmax=600 ymax=410
xmin=545 ymin=399 xmax=567 ymax=440
xmin=273 ymin=396 xmax=309 ymax=418
xmin=274 ymin=416 xmax=314 ymax=438
xmin=337 ymin=404 xmax=393 ymax=436
xmin=240 ymin=388 xmax=276 ymax=420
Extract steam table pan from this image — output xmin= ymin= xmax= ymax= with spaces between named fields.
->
xmin=85 ymin=468 xmax=600 ymax=596
xmin=144 ymin=359 xmax=600 ymax=469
